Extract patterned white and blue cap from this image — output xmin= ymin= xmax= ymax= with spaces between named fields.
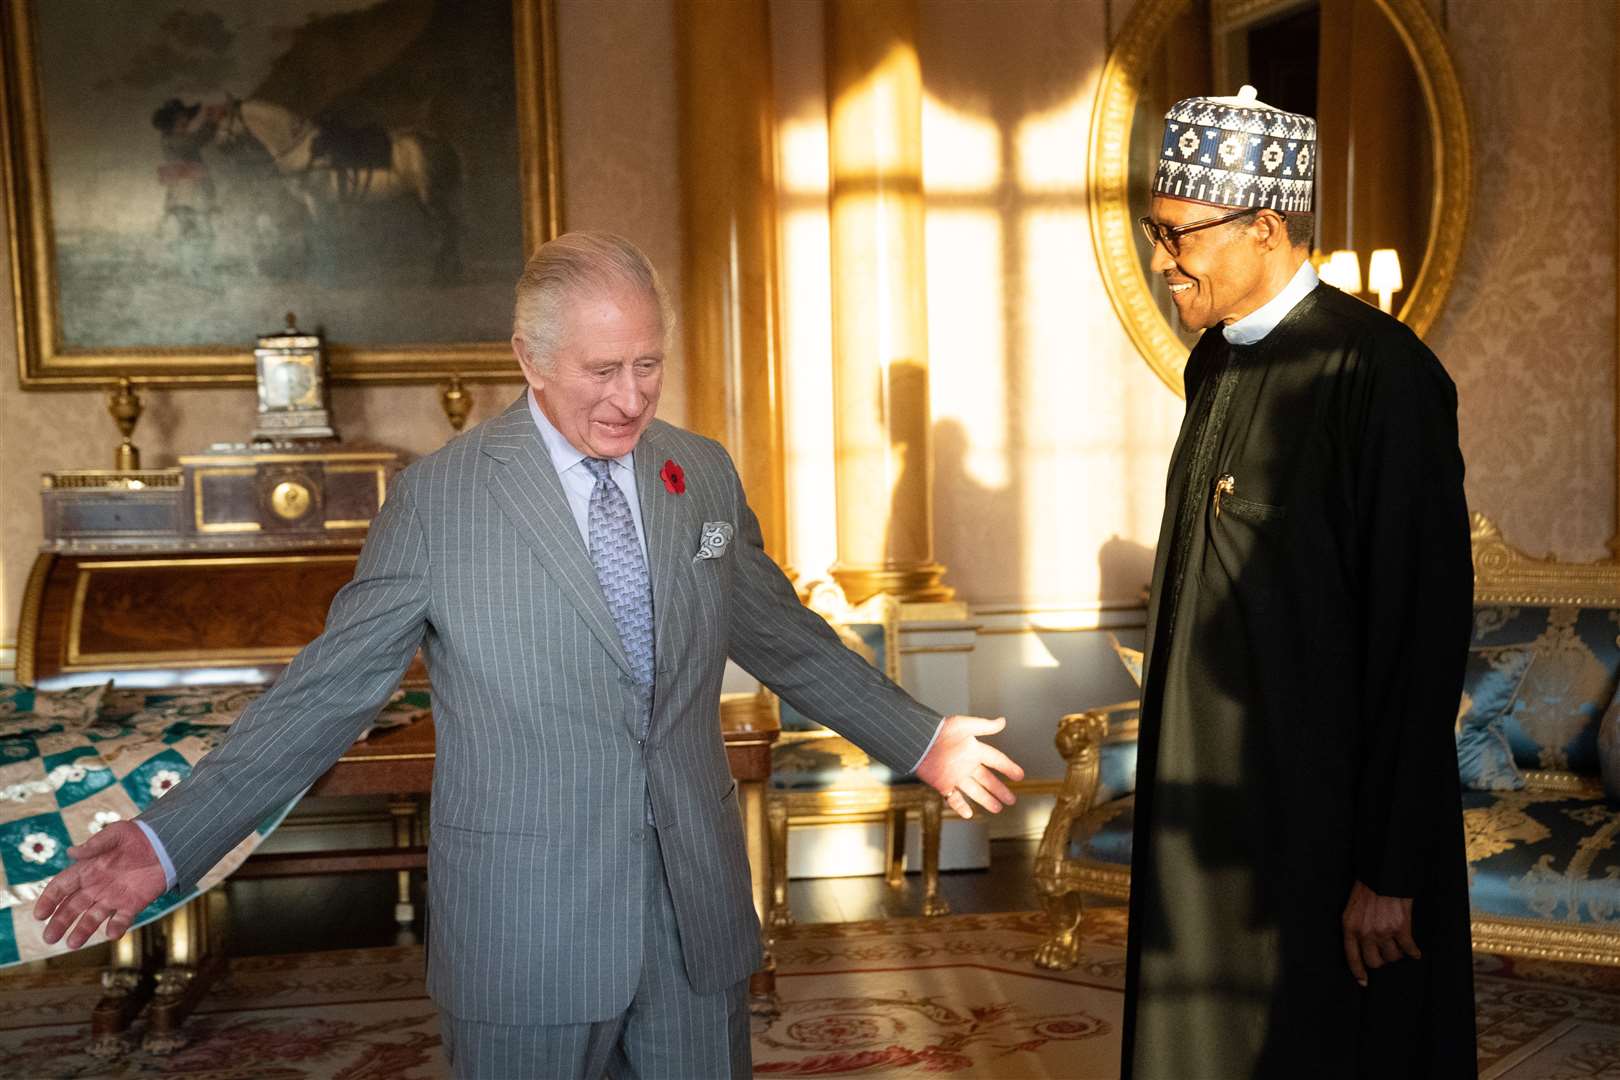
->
xmin=1153 ymin=85 xmax=1316 ymax=213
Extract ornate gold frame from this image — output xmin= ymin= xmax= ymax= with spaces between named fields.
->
xmin=1 ymin=0 xmax=561 ymax=388
xmin=1472 ymin=513 xmax=1620 ymax=608
xmin=1089 ymin=0 xmax=1473 ymax=396
xmin=1033 ymin=515 xmax=1620 ymax=970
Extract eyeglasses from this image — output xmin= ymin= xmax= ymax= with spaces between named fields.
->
xmin=1138 ymin=208 xmax=1267 ymax=256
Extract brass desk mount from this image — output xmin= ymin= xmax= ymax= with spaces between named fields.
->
xmin=107 ymin=377 xmax=144 ymax=470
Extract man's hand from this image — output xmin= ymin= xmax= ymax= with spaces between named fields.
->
xmin=915 ymin=715 xmax=1026 ymax=819
xmin=33 ymin=821 xmax=167 ymax=950
xmin=1341 ymin=879 xmax=1420 ymax=987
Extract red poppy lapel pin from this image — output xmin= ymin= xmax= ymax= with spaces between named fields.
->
xmin=660 ymin=459 xmax=686 ymax=495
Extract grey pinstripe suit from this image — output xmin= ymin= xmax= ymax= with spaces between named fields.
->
xmin=140 ymin=395 xmax=941 ymax=1034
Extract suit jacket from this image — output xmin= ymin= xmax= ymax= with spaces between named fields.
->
xmin=140 ymin=396 xmax=942 ymax=1024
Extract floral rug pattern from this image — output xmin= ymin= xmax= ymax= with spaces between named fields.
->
xmin=0 ymin=945 xmax=444 ymax=1078
xmin=1475 ymin=953 xmax=1620 ymax=1078
xmin=2 ymin=911 xmax=1619 ymax=1077
xmin=756 ymin=909 xmax=1124 ymax=1077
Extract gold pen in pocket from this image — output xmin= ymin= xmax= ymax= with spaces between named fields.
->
xmin=1213 ymin=474 xmax=1236 ymax=519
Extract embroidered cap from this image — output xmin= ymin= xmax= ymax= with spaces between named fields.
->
xmin=1153 ymin=85 xmax=1316 ymax=214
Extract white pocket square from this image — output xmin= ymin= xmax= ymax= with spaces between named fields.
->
xmin=694 ymin=521 xmax=734 ymax=562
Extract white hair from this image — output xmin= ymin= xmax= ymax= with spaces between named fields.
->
xmin=512 ymin=231 xmax=675 ymax=372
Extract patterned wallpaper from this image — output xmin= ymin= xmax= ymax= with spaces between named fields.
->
xmin=1424 ymin=0 xmax=1616 ymax=561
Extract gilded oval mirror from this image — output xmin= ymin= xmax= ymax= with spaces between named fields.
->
xmin=1091 ymin=0 xmax=1472 ymax=395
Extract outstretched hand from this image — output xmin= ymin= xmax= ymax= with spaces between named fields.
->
xmin=915 ymin=715 xmax=1026 ymax=819
xmin=1342 ymin=879 xmax=1420 ymax=987
xmin=33 ymin=821 xmax=167 ymax=950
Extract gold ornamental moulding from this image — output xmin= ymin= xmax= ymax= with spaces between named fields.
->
xmin=1470 ymin=914 xmax=1620 ymax=968
xmin=1 ymin=0 xmax=561 ymax=389
xmin=1471 ymin=513 xmax=1620 ymax=608
xmin=42 ymin=470 xmax=183 ymax=490
xmin=1090 ymin=0 xmax=1472 ymax=396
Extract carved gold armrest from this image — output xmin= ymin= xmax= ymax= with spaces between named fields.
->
xmin=1032 ymin=700 xmax=1137 ymax=970
xmin=1036 ymin=701 xmax=1138 ymax=867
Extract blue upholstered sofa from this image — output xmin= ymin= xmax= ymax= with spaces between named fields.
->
xmin=1033 ymin=514 xmax=1620 ymax=970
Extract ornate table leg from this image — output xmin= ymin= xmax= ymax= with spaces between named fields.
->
xmin=738 ymin=772 xmax=781 ymax=1017
xmin=720 ymin=692 xmax=782 ymax=1017
xmin=89 ymin=923 xmax=153 ymax=1057
xmin=389 ymin=796 xmax=420 ymax=932
xmin=143 ymin=890 xmax=227 ymax=1054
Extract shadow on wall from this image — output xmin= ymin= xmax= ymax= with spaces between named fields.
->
xmin=1100 ymin=533 xmax=1155 ymax=612
xmin=929 ymin=415 xmax=1022 ymax=603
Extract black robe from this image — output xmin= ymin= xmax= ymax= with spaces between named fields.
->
xmin=1124 ymin=284 xmax=1477 ymax=1079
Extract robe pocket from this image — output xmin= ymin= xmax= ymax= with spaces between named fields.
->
xmin=1221 ymin=494 xmax=1287 ymax=524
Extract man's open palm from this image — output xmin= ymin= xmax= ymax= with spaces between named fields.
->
xmin=915 ymin=714 xmax=1026 ymax=819
xmin=33 ymin=821 xmax=166 ymax=950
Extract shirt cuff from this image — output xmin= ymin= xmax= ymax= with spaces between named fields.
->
xmin=910 ymin=717 xmax=947 ymax=776
xmin=134 ymin=819 xmax=177 ymax=892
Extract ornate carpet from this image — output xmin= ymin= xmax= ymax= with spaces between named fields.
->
xmin=757 ymin=909 xmax=1123 ymax=1077
xmin=0 ymin=945 xmax=442 ymax=1077
xmin=0 ymin=910 xmax=1616 ymax=1077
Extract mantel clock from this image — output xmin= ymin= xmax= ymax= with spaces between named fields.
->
xmin=253 ymin=313 xmax=336 ymax=442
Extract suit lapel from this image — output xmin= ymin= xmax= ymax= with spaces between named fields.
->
xmin=481 ymin=396 xmax=635 ymax=680
xmin=635 ymin=425 xmax=689 ymax=660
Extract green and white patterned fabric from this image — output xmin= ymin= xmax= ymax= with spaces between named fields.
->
xmin=0 ymin=684 xmax=430 ymax=968
xmin=0 ymin=682 xmax=109 ymax=736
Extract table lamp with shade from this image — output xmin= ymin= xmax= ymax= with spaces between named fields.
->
xmin=1368 ymin=249 xmax=1404 ymax=314
xmin=1322 ymin=249 xmax=1363 ymax=295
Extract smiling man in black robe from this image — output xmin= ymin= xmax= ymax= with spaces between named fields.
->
xmin=1125 ymin=86 xmax=1476 ymax=1078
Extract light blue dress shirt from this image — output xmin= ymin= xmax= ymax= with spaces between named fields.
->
xmin=525 ymin=389 xmax=649 ymax=560
xmin=1222 ymin=259 xmax=1320 ymax=346
xmin=135 ymin=816 xmax=176 ymax=887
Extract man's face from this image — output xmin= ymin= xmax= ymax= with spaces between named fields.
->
xmin=515 ymin=286 xmax=664 ymax=459
xmin=1147 ymin=196 xmax=1269 ymax=332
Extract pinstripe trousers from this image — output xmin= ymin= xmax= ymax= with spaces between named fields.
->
xmin=439 ymin=825 xmax=751 ymax=1079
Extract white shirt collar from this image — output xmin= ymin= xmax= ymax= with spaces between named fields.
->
xmin=1222 ymin=259 xmax=1319 ymax=346
xmin=526 ymin=389 xmax=635 ymax=474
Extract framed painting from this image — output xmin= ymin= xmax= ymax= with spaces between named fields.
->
xmin=1 ymin=0 xmax=559 ymax=388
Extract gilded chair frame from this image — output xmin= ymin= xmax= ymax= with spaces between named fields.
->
xmin=764 ymin=585 xmax=948 ymax=928
xmin=1032 ymin=702 xmax=1135 ymax=970
xmin=1034 ymin=514 xmax=1620 ymax=970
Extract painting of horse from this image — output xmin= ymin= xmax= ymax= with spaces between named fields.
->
xmin=215 ymin=96 xmax=464 ymax=283
xmin=3 ymin=0 xmax=554 ymax=382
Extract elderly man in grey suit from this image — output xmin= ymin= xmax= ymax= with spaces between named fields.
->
xmin=35 ymin=231 xmax=1025 ymax=1078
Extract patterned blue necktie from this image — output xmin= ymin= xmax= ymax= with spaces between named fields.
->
xmin=583 ymin=458 xmax=655 ymax=691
